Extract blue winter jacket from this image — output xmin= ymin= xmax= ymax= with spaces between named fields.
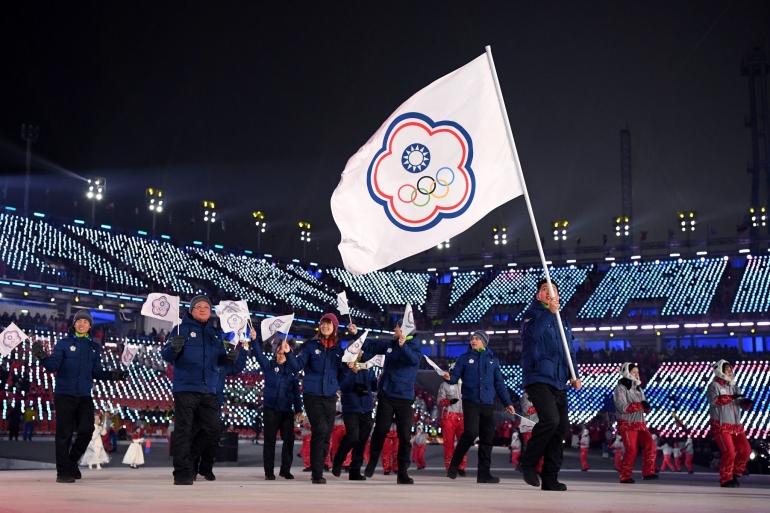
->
xmin=215 ymin=346 xmax=248 ymax=409
xmin=40 ymin=333 xmax=113 ymax=397
xmin=362 ymin=335 xmax=421 ymax=400
xmin=338 ymin=361 xmax=378 ymax=413
xmin=254 ymin=344 xmax=303 ymax=413
xmin=285 ymin=338 xmax=345 ymax=397
xmin=446 ymin=347 xmax=513 ymax=407
xmin=161 ymin=313 xmax=230 ymax=394
xmin=520 ymin=300 xmax=580 ymax=391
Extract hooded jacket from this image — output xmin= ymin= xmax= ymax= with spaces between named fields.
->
xmin=285 ymin=338 xmax=345 ymax=397
xmin=445 ymin=346 xmax=513 ymax=407
xmin=254 ymin=344 xmax=302 ymax=413
xmin=40 ymin=332 xmax=113 ymax=397
xmin=707 ymin=378 xmax=747 ymax=433
xmin=520 ymin=300 xmax=579 ymax=390
xmin=613 ymin=378 xmax=648 ymax=429
xmin=161 ymin=312 xmax=230 ymax=394
xmin=362 ymin=335 xmax=422 ymax=400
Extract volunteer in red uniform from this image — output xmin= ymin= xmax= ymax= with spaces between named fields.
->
xmin=613 ymin=363 xmax=657 ymax=483
xmin=381 ymin=422 xmax=399 ymax=475
xmin=707 ymin=360 xmax=753 ymax=488
xmin=437 ymin=379 xmax=466 ymax=475
xmin=579 ymin=428 xmax=590 ymax=471
xmin=510 ymin=431 xmax=522 ymax=468
xmin=520 ymin=392 xmax=543 ymax=474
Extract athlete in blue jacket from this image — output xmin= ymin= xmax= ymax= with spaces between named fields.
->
xmin=254 ymin=333 xmax=303 ymax=480
xmin=284 ymin=313 xmax=349 ymax=484
xmin=161 ymin=295 xmax=238 ymax=485
xmin=332 ymin=350 xmax=379 ymax=480
xmin=443 ymin=331 xmax=515 ymax=483
xmin=519 ymin=280 xmax=582 ymax=492
xmin=32 ymin=309 xmax=127 ymax=483
xmin=360 ymin=318 xmax=422 ymax=484
xmin=191 ymin=332 xmax=249 ymax=482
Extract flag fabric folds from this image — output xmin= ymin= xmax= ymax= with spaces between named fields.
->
xmin=260 ymin=314 xmax=294 ymax=342
xmin=0 ymin=322 xmax=28 ymax=357
xmin=342 ymin=330 xmax=369 ymax=363
xmin=140 ymin=293 xmax=181 ymax=325
xmin=215 ymin=300 xmax=251 ymax=340
xmin=331 ymin=53 xmax=523 ymax=274
xmin=400 ymin=303 xmax=416 ymax=337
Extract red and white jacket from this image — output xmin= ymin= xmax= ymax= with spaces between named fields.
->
xmin=520 ymin=392 xmax=538 ymax=434
xmin=613 ymin=380 xmax=649 ymax=431
xmin=707 ymin=377 xmax=748 ymax=435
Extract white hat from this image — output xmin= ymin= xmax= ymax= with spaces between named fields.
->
xmin=712 ymin=360 xmax=734 ymax=386
xmin=619 ymin=362 xmax=641 ymax=386
xmin=581 ymin=428 xmax=589 ymax=436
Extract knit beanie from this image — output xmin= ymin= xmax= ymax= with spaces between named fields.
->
xmin=189 ymin=295 xmax=211 ymax=313
xmin=73 ymin=309 xmax=93 ymax=326
xmin=471 ymin=330 xmax=489 ymax=347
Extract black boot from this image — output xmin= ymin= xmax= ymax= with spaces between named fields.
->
xmin=397 ymin=473 xmax=414 ymax=484
xmin=477 ymin=475 xmax=500 ymax=484
xmin=364 ymin=461 xmax=376 ymax=478
xmin=56 ymin=474 xmax=76 ymax=484
xmin=70 ymin=461 xmax=82 ymax=480
xmin=541 ymin=480 xmax=567 ymax=491
xmin=332 ymin=460 xmax=342 ymax=477
xmin=520 ymin=465 xmax=540 ymax=487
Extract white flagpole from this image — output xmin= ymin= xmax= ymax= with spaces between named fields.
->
xmin=484 ymin=45 xmax=577 ymax=382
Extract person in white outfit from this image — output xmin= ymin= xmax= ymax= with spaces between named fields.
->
xmin=123 ymin=428 xmax=145 ymax=469
xmin=79 ymin=415 xmax=110 ymax=469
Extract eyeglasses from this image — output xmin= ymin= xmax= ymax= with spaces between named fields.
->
xmin=192 ymin=306 xmax=210 ymax=311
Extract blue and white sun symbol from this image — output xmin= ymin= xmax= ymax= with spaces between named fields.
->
xmin=401 ymin=144 xmax=430 ymax=173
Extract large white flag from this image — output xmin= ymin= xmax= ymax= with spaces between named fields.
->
xmin=0 ymin=322 xmax=28 ymax=357
xmin=331 ymin=53 xmax=522 ymax=274
xmin=215 ymin=300 xmax=251 ymax=339
xmin=260 ymin=314 xmax=294 ymax=342
xmin=342 ymin=330 xmax=369 ymax=363
xmin=141 ymin=293 xmax=181 ymax=325
xmin=400 ymin=303 xmax=416 ymax=337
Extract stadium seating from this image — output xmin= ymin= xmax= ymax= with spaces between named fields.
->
xmin=448 ymin=272 xmax=483 ymax=307
xmin=453 ymin=266 xmax=591 ymax=324
xmin=732 ymin=255 xmax=770 ymax=314
xmin=328 ymin=268 xmax=430 ymax=309
xmin=578 ymin=258 xmax=727 ymax=318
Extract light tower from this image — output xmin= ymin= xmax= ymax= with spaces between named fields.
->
xmin=86 ymin=177 xmax=106 ymax=227
xmin=492 ymin=226 xmax=507 ymax=246
xmin=146 ymin=188 xmax=164 ymax=238
xmin=298 ymin=221 xmax=311 ymax=260
xmin=202 ymin=201 xmax=217 ymax=248
xmin=620 ymin=127 xmax=632 ymax=252
xmin=253 ymin=211 xmax=267 ymax=253
xmin=743 ymin=46 xmax=770 ymax=243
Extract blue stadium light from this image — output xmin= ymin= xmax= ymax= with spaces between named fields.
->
xmin=193 ymin=240 xmax=203 ymax=245
xmin=264 ymin=253 xmax=273 ymax=257
xmin=696 ymin=251 xmax=708 ymax=256
xmin=5 ymin=206 xmax=17 ymax=211
xmin=214 ymin=244 xmax=224 ymax=249
xmin=101 ymin=224 xmax=111 ymax=230
xmin=33 ymin=212 xmax=45 ymax=218
xmin=28 ymin=284 xmax=42 ymax=289
xmin=739 ymin=249 xmax=750 ymax=254
xmin=137 ymin=230 xmax=148 ymax=236
xmin=106 ymin=293 xmax=118 ymax=298
xmin=244 ymin=250 xmax=253 ymax=254
xmin=11 ymin=282 xmax=25 ymax=287
xmin=46 ymin=286 xmax=59 ymax=291
xmin=292 ymin=259 xmax=300 ymax=263
xmin=74 ymin=219 xmax=85 ymax=224
xmin=161 ymin=235 xmax=171 ymax=240
xmin=61 ymin=288 xmax=75 ymax=293
xmin=0 ymin=280 xmax=10 ymax=285
xmin=91 ymin=292 xmax=104 ymax=296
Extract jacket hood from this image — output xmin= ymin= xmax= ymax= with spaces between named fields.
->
xmin=712 ymin=359 xmax=734 ymax=386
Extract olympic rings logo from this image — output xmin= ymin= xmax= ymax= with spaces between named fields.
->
xmin=397 ymin=167 xmax=456 ymax=207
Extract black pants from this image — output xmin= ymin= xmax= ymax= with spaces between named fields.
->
xmin=303 ymin=394 xmax=336 ymax=479
xmin=191 ymin=417 xmax=223 ymax=475
xmin=333 ymin=411 xmax=374 ymax=475
xmin=366 ymin=395 xmax=413 ymax=476
xmin=263 ymin=407 xmax=295 ymax=476
xmin=170 ymin=392 xmax=220 ymax=481
xmin=53 ymin=394 xmax=95 ymax=476
xmin=449 ymin=400 xmax=495 ymax=478
xmin=520 ymin=383 xmax=569 ymax=482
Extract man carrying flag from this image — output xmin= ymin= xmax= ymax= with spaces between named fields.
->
xmin=161 ymin=295 xmax=239 ymax=485
xmin=360 ymin=316 xmax=421 ymax=484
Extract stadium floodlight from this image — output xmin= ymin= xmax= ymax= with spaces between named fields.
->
xmin=750 ymin=207 xmax=766 ymax=228
xmin=492 ymin=226 xmax=507 ymax=245
xmin=614 ymin=216 xmax=629 ymax=237
xmin=437 ymin=239 xmax=450 ymax=250
xmin=299 ymin=221 xmax=312 ymax=259
xmin=553 ymin=220 xmax=568 ymax=241
xmin=678 ymin=211 xmax=696 ymax=232
xmin=202 ymin=201 xmax=217 ymax=248
xmin=146 ymin=188 xmax=164 ymax=238
xmin=253 ymin=211 xmax=267 ymax=253
xmin=86 ymin=177 xmax=106 ymax=227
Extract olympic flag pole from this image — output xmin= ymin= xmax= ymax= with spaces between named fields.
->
xmin=484 ymin=45 xmax=577 ymax=383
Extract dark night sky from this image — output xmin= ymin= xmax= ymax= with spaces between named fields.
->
xmin=2 ymin=1 xmax=769 ymax=268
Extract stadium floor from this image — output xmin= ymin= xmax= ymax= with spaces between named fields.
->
xmin=1 ymin=443 xmax=768 ymax=512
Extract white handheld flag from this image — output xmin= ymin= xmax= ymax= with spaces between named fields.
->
xmin=141 ymin=294 xmax=181 ymax=325
xmin=121 ymin=344 xmax=139 ymax=366
xmin=342 ymin=330 xmax=369 ymax=363
xmin=215 ymin=300 xmax=250 ymax=339
xmin=369 ymin=354 xmax=385 ymax=368
xmin=336 ymin=291 xmax=350 ymax=316
xmin=400 ymin=304 xmax=416 ymax=337
xmin=422 ymin=355 xmax=445 ymax=376
xmin=260 ymin=314 xmax=294 ymax=342
xmin=0 ymin=322 xmax=28 ymax=357
xmin=331 ymin=53 xmax=522 ymax=274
